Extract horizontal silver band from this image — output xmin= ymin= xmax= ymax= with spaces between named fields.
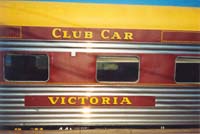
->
xmin=0 ymin=119 xmax=198 ymax=126
xmin=0 ymin=41 xmax=199 ymax=54
xmin=0 ymin=86 xmax=199 ymax=126
xmin=0 ymin=41 xmax=200 ymax=49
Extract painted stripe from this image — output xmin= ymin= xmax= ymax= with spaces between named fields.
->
xmin=1 ymin=26 xmax=200 ymax=44
xmin=163 ymin=31 xmax=200 ymax=43
xmin=22 ymin=0 xmax=200 ymax=7
xmin=0 ymin=26 xmax=21 ymax=38
xmin=25 ymin=96 xmax=156 ymax=107
xmin=0 ymin=1 xmax=200 ymax=31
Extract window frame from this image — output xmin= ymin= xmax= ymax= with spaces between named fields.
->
xmin=3 ymin=53 xmax=50 ymax=82
xmin=96 ymin=56 xmax=140 ymax=83
xmin=174 ymin=56 xmax=200 ymax=84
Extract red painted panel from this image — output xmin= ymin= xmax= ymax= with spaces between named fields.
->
xmin=0 ymin=52 xmax=199 ymax=85
xmin=163 ymin=31 xmax=200 ymax=42
xmin=0 ymin=26 xmax=21 ymax=38
xmin=21 ymin=26 xmax=161 ymax=43
xmin=1 ymin=26 xmax=200 ymax=44
xmin=49 ymin=52 xmax=96 ymax=83
xmin=25 ymin=96 xmax=156 ymax=107
xmin=139 ymin=54 xmax=176 ymax=83
xmin=0 ymin=53 xmax=3 ymax=82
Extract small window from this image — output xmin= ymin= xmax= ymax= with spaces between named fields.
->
xmin=4 ymin=54 xmax=49 ymax=81
xmin=175 ymin=57 xmax=200 ymax=83
xmin=96 ymin=57 xmax=139 ymax=82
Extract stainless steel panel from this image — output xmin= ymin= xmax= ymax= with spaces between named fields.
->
xmin=0 ymin=41 xmax=199 ymax=54
xmin=0 ymin=41 xmax=199 ymax=50
xmin=0 ymin=47 xmax=199 ymax=54
xmin=0 ymin=86 xmax=199 ymax=126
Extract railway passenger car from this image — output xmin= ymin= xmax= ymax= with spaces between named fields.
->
xmin=0 ymin=0 xmax=200 ymax=129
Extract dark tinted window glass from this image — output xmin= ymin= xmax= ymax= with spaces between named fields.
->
xmin=175 ymin=57 xmax=200 ymax=83
xmin=4 ymin=54 xmax=49 ymax=81
xmin=97 ymin=57 xmax=139 ymax=82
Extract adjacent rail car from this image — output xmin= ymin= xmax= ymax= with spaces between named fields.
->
xmin=0 ymin=0 xmax=200 ymax=128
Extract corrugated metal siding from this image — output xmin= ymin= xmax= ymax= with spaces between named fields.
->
xmin=0 ymin=86 xmax=199 ymax=126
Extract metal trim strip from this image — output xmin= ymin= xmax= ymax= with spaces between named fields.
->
xmin=0 ymin=41 xmax=199 ymax=49
xmin=0 ymin=47 xmax=199 ymax=55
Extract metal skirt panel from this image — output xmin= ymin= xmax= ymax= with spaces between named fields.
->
xmin=0 ymin=86 xmax=199 ymax=126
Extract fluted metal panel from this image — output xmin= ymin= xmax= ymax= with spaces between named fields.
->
xmin=0 ymin=41 xmax=200 ymax=50
xmin=0 ymin=41 xmax=200 ymax=54
xmin=0 ymin=86 xmax=199 ymax=126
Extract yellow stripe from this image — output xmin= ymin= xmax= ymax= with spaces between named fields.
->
xmin=0 ymin=1 xmax=200 ymax=30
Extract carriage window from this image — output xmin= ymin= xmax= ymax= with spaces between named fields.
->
xmin=4 ymin=54 xmax=49 ymax=81
xmin=97 ymin=57 xmax=139 ymax=82
xmin=175 ymin=57 xmax=200 ymax=83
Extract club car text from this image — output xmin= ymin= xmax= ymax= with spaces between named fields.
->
xmin=52 ymin=28 xmax=134 ymax=41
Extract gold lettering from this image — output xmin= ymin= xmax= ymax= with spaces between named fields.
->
xmin=61 ymin=97 xmax=66 ymax=105
xmin=72 ymin=31 xmax=81 ymax=38
xmin=48 ymin=97 xmax=60 ymax=105
xmin=102 ymin=97 xmax=110 ymax=104
xmin=52 ymin=28 xmax=61 ymax=38
xmin=113 ymin=97 xmax=118 ymax=105
xmin=47 ymin=96 xmax=134 ymax=106
xmin=84 ymin=31 xmax=93 ymax=39
xmin=68 ymin=97 xmax=76 ymax=104
xmin=101 ymin=30 xmax=110 ymax=39
xmin=120 ymin=97 xmax=132 ymax=105
xmin=90 ymin=97 xmax=98 ymax=104
xmin=111 ymin=32 xmax=121 ymax=40
xmin=62 ymin=31 xmax=71 ymax=38
xmin=124 ymin=32 xmax=133 ymax=40
xmin=78 ymin=97 xmax=88 ymax=104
